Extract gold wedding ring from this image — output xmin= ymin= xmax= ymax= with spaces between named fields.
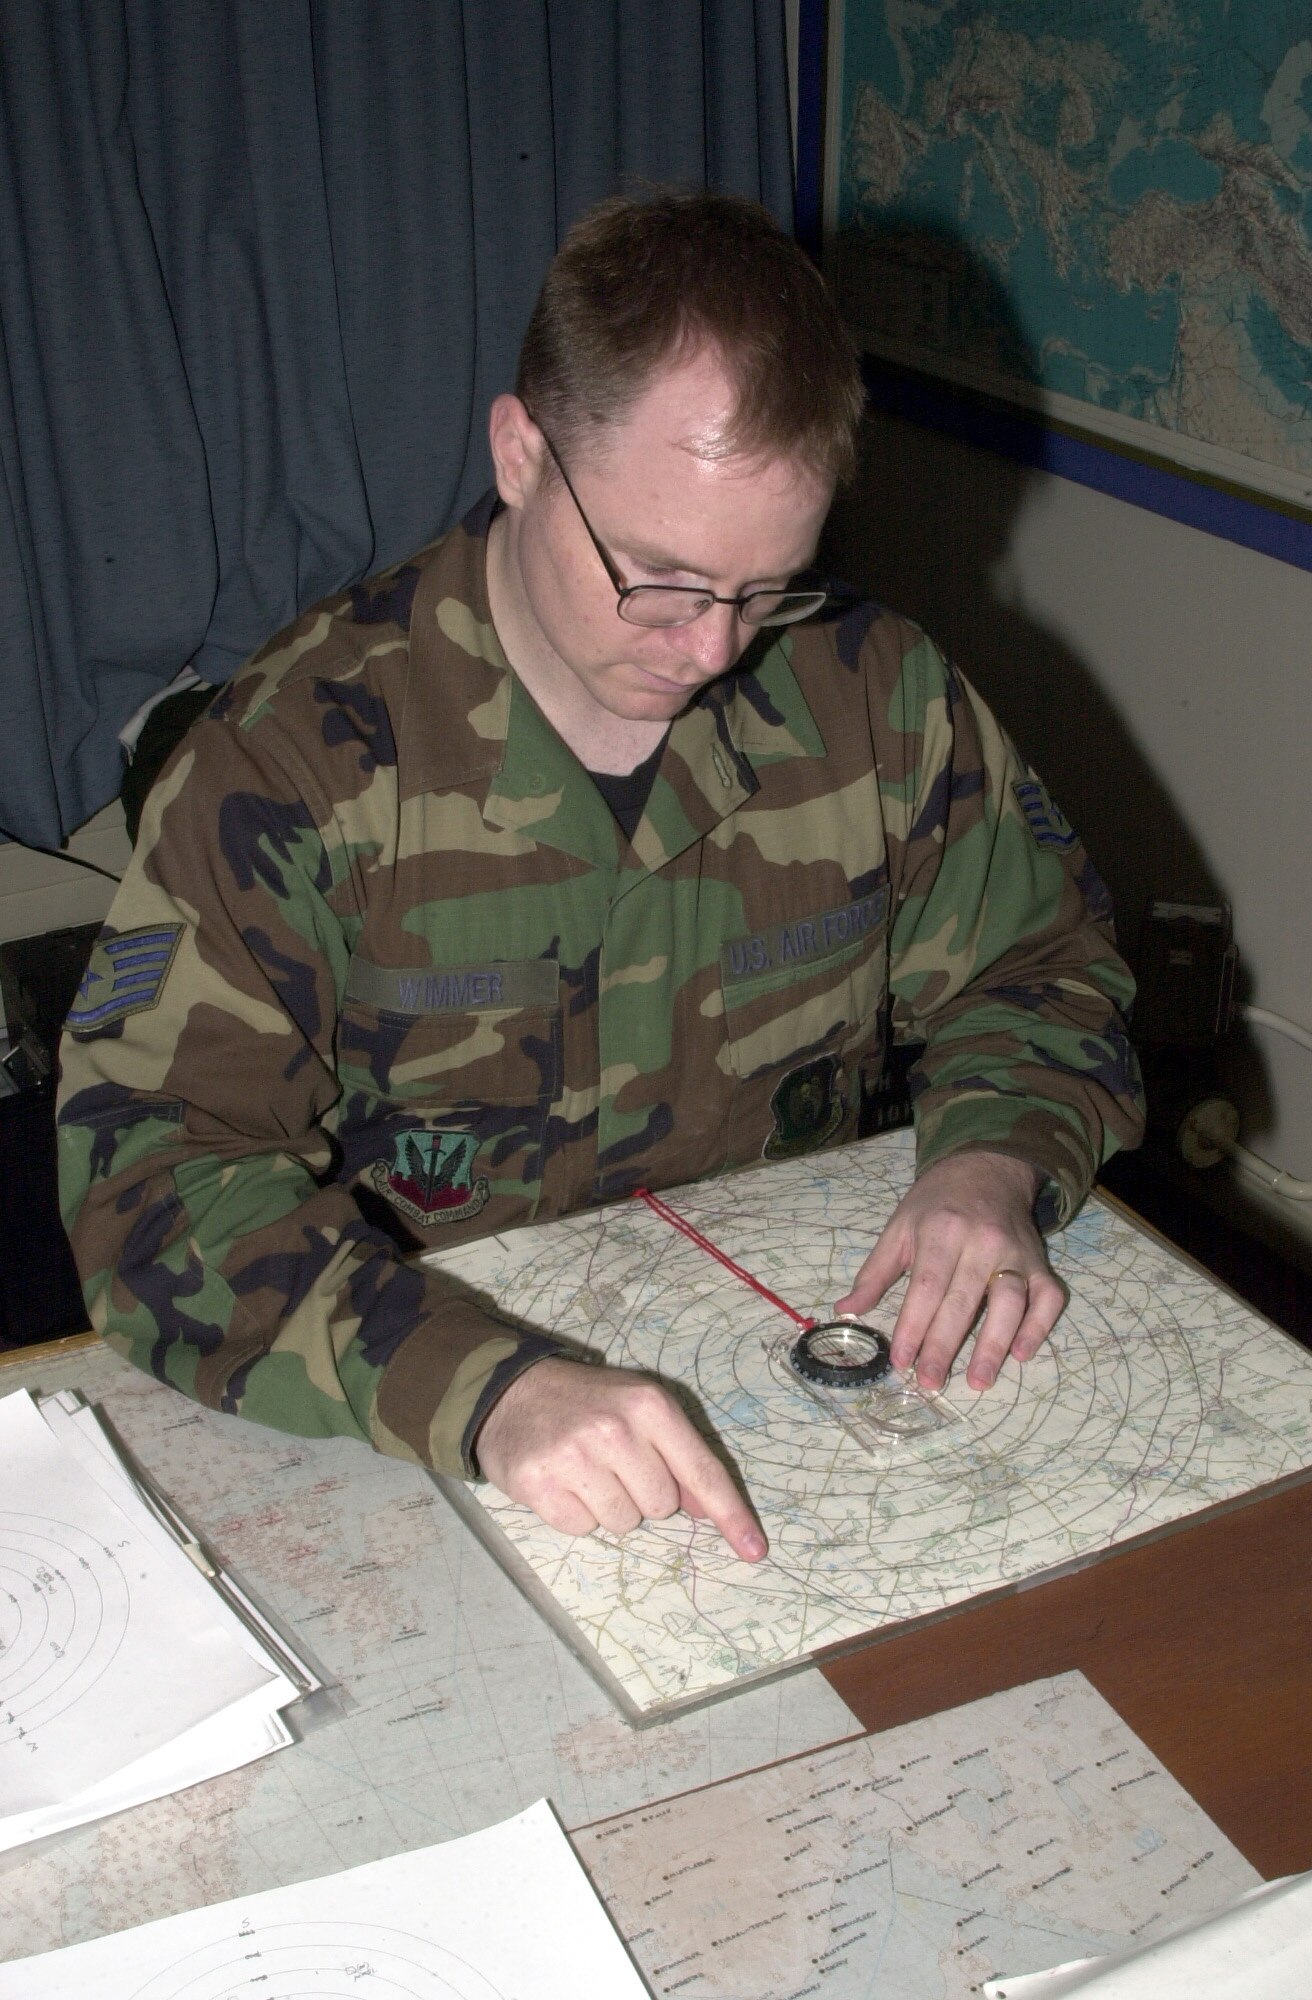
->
xmin=988 ymin=1267 xmax=1028 ymax=1286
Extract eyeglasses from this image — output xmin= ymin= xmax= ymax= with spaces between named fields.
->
xmin=538 ymin=430 xmax=833 ymax=630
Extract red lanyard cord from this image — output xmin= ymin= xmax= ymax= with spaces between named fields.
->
xmin=633 ymin=1187 xmax=816 ymax=1331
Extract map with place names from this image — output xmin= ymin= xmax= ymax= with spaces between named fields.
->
xmin=576 ymin=1672 xmax=1260 ymax=2000
xmin=0 ymin=1343 xmax=857 ymax=1964
xmin=428 ymin=1130 xmax=1312 ymax=1717
xmin=830 ymin=3 xmax=1312 ymax=505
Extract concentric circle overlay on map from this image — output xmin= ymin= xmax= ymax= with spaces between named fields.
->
xmin=453 ymin=1132 xmax=1306 ymax=1711
xmin=717 ymin=1202 xmax=1208 ymax=1572
xmin=127 ymin=1921 xmax=506 ymax=1999
xmin=0 ymin=1513 xmax=131 ymax=1735
xmin=482 ymin=1160 xmax=1211 ymax=1585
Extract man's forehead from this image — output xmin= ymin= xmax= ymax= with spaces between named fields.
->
xmin=572 ymin=348 xmax=782 ymax=477
xmin=576 ymin=424 xmax=820 ymax=501
xmin=546 ymin=350 xmax=833 ymax=572
xmin=575 ymin=376 xmax=829 ymax=506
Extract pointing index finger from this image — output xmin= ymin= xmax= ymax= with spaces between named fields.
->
xmin=665 ymin=1428 xmax=767 ymax=1562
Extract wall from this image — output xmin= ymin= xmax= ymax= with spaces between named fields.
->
xmin=0 ymin=803 xmax=130 ymax=947
xmin=824 ymin=407 xmax=1312 ymax=1262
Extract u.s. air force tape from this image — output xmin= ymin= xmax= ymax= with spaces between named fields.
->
xmin=720 ymin=889 xmax=888 ymax=986
xmin=343 ymin=957 xmax=560 ymax=1014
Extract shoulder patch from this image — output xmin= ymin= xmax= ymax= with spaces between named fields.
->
xmin=1013 ymin=778 xmax=1078 ymax=852
xmin=65 ymin=925 xmax=183 ymax=1036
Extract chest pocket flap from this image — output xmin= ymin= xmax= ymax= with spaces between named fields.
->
xmin=719 ymin=891 xmax=887 ymax=1078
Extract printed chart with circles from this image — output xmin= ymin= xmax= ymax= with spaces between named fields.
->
xmin=125 ymin=1921 xmax=503 ymax=1999
xmin=0 ymin=1513 xmax=130 ymax=1739
xmin=429 ymin=1130 xmax=1312 ymax=1716
xmin=0 ymin=1801 xmax=646 ymax=2000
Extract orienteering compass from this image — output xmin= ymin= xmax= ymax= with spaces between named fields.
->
xmin=789 ymin=1319 xmax=892 ymax=1391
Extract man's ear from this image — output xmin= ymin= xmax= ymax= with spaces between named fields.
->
xmin=488 ymin=394 xmax=547 ymax=511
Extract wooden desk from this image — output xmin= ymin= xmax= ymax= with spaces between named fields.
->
xmin=820 ymin=1456 xmax=1312 ymax=1878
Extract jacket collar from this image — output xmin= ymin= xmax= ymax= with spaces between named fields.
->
xmin=402 ymin=496 xmax=827 ymax=868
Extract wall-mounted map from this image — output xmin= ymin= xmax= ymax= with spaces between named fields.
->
xmin=826 ymin=2 xmax=1312 ymax=509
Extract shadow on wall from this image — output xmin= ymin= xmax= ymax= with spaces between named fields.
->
xmin=820 ymin=218 xmax=1276 ymax=1139
xmin=823 ymin=221 xmax=1222 ymax=933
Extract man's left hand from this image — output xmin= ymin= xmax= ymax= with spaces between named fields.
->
xmin=834 ymin=1151 xmax=1066 ymax=1391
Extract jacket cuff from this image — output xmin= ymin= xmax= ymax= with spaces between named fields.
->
xmin=461 ymin=1342 xmax=560 ymax=1479
xmin=372 ymin=1301 xmax=563 ymax=1477
xmin=914 ymin=1113 xmax=1100 ymax=1232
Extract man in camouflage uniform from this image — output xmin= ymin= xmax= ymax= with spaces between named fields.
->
xmin=58 ymin=194 xmax=1143 ymax=1559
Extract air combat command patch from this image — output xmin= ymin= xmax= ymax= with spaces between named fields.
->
xmin=370 ymin=1128 xmax=490 ymax=1227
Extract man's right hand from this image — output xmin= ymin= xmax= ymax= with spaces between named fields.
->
xmin=474 ymin=1356 xmax=767 ymax=1561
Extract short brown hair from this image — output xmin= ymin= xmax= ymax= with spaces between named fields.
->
xmin=516 ymin=190 xmax=864 ymax=485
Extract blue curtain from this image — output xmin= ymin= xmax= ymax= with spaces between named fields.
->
xmin=0 ymin=0 xmax=792 ymax=848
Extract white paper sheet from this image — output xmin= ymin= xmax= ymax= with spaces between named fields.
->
xmin=983 ymin=1871 xmax=1312 ymax=1998
xmin=0 ymin=1388 xmax=279 ymax=1814
xmin=4 ymin=1692 xmax=292 ymax=1852
xmin=36 ymin=1392 xmax=316 ymax=1707
xmin=0 ymin=1798 xmax=648 ymax=1998
xmin=0 ymin=1384 xmax=322 ymax=1854
xmin=0 ymin=1391 xmax=320 ymax=1852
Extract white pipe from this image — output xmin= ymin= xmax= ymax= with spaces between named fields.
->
xmin=1238 ymin=1004 xmax=1312 ymax=1057
xmin=1226 ymin=1007 xmax=1312 ymax=1198
xmin=1225 ymin=1138 xmax=1312 ymax=1202
xmin=1178 ymin=1099 xmax=1312 ymax=1202
xmin=1232 ymin=1008 xmax=1312 ymax=1192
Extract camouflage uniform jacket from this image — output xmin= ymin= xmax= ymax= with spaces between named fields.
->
xmin=57 ymin=494 xmax=1144 ymax=1477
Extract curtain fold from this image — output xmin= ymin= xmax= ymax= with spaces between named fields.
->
xmin=0 ymin=0 xmax=792 ymax=848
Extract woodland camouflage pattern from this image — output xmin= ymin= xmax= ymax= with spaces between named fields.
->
xmin=57 ymin=494 xmax=1143 ymax=1477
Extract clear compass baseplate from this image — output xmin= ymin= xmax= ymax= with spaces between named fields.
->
xmin=769 ymin=1314 xmax=959 ymax=1452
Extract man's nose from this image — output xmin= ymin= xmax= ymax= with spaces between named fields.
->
xmin=669 ymin=602 xmax=744 ymax=677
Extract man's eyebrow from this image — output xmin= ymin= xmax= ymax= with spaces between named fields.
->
xmin=615 ymin=532 xmax=714 ymax=576
xmin=616 ymin=532 xmax=815 ymax=583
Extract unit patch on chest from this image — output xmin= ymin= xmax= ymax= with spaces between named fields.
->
xmin=371 ymin=1128 xmax=490 ymax=1226
xmin=764 ymin=1054 xmax=845 ymax=1159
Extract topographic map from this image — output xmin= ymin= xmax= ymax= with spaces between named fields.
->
xmin=429 ymin=1130 xmax=1312 ymax=1717
xmin=0 ymin=1343 xmax=856 ymax=1962
xmin=578 ymin=1672 xmax=1260 ymax=2000
xmin=831 ymin=2 xmax=1312 ymax=502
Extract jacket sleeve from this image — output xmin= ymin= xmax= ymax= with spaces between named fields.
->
xmin=876 ymin=620 xmax=1145 ymax=1226
xmin=56 ymin=688 xmax=559 ymax=1477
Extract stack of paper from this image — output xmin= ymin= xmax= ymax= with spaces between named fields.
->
xmin=0 ymin=1386 xmax=320 ymax=1852
xmin=0 ymin=1798 xmax=648 ymax=1998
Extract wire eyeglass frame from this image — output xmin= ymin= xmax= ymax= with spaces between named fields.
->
xmin=536 ymin=428 xmax=835 ymax=630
